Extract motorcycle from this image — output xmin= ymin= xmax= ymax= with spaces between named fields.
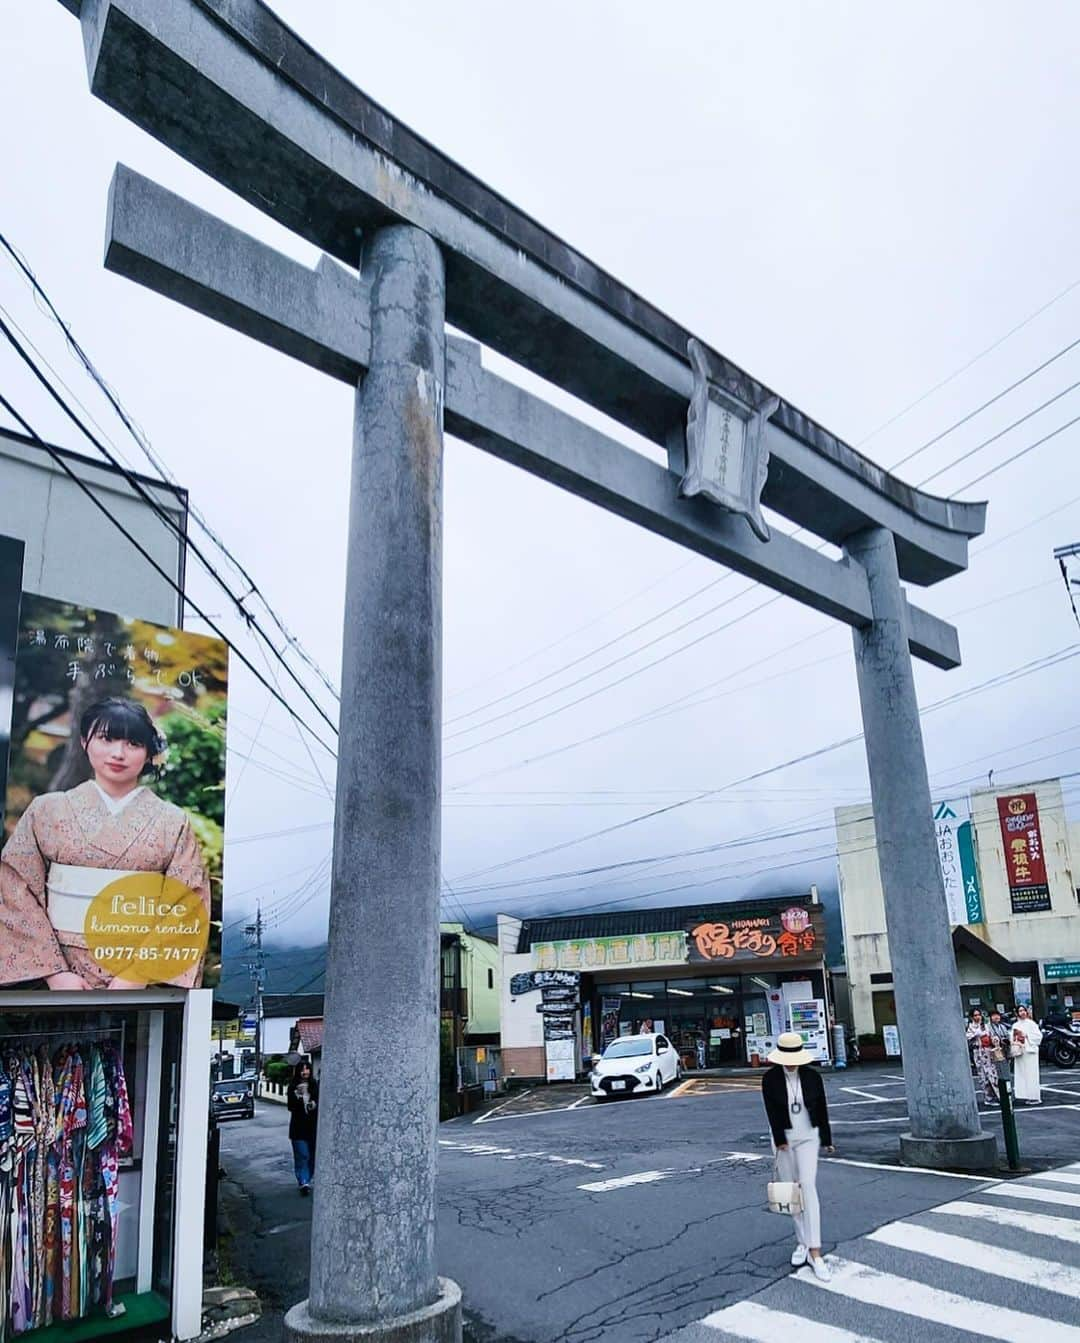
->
xmin=1039 ymin=1019 xmax=1080 ymax=1068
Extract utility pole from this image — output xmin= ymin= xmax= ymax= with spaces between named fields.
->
xmin=244 ymin=902 xmax=265 ymax=1077
xmin=1053 ymin=542 xmax=1080 ymax=630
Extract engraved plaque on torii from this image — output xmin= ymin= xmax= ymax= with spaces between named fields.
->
xmin=680 ymin=337 xmax=779 ymax=543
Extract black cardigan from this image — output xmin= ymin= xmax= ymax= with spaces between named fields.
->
xmin=761 ymin=1065 xmax=831 ymax=1146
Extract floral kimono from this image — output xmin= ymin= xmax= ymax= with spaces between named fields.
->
xmin=0 ymin=780 xmax=209 ymax=989
xmin=966 ymin=1018 xmax=1002 ymax=1101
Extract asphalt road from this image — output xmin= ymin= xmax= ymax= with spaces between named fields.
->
xmin=217 ymin=1063 xmax=1080 ymax=1343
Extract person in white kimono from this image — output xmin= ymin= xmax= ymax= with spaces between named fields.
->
xmin=1011 ymin=1005 xmax=1043 ymax=1105
xmin=0 ymin=697 xmax=211 ymax=990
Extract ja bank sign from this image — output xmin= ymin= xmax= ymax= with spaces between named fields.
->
xmin=934 ymin=799 xmax=984 ymax=926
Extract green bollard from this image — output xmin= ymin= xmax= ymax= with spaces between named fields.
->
xmin=996 ymin=1059 xmax=1021 ymax=1171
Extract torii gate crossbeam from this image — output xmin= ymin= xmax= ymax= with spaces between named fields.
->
xmin=53 ymin=4 xmax=997 ymax=1341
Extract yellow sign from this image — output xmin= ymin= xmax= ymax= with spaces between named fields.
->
xmin=85 ymin=873 xmax=210 ymax=984
xmin=476 ymin=1047 xmax=487 ymax=1064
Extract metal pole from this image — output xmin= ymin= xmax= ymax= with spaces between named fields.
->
xmin=846 ymin=527 xmax=996 ymax=1170
xmin=285 ymin=223 xmax=461 ymax=1343
xmin=996 ymin=1061 xmax=1021 ymax=1170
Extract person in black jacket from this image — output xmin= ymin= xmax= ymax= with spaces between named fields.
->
xmin=286 ymin=1060 xmax=319 ymax=1196
xmin=761 ymin=1032 xmax=835 ymax=1281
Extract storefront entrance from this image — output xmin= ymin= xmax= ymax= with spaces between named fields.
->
xmin=588 ymin=968 xmax=826 ymax=1069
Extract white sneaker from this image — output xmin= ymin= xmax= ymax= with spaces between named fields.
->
xmin=790 ymin=1245 xmax=808 ymax=1267
xmin=809 ymin=1255 xmax=832 ymax=1282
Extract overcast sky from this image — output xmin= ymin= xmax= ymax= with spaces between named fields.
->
xmin=4 ymin=2 xmax=1079 ymax=971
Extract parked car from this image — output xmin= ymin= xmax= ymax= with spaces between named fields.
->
xmin=590 ymin=1033 xmax=682 ymax=1100
xmin=211 ymin=1079 xmax=255 ymax=1120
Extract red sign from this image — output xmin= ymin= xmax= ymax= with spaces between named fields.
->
xmin=687 ymin=905 xmax=823 ymax=964
xmin=997 ymin=793 xmax=1051 ymax=914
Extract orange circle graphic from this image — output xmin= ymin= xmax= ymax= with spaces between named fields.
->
xmin=84 ymin=874 xmax=208 ymax=984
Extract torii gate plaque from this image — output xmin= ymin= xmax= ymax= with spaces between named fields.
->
xmin=54 ymin=2 xmax=995 ymax=1338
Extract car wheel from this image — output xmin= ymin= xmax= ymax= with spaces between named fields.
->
xmin=675 ymin=1063 xmax=683 ymax=1084
xmin=656 ymin=1071 xmax=664 ymax=1091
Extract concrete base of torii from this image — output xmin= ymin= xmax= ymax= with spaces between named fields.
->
xmin=899 ymin=1132 xmax=997 ymax=1171
xmin=284 ymin=1282 xmax=462 ymax=1343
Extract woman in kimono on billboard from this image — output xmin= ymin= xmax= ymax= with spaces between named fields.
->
xmin=0 ymin=697 xmax=210 ymax=989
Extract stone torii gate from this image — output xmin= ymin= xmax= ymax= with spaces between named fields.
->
xmin=55 ymin=2 xmax=994 ymax=1338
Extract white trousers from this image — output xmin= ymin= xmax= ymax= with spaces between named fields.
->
xmin=775 ymin=1132 xmax=821 ymax=1249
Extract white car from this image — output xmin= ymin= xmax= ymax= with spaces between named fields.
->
xmin=590 ymin=1033 xmax=682 ymax=1100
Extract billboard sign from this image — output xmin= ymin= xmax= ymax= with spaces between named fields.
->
xmin=933 ymin=798 xmax=984 ymax=925
xmin=688 ymin=904 xmax=825 ymax=965
xmin=1 ymin=592 xmax=228 ymax=990
xmin=997 ymin=793 xmax=1051 ymax=914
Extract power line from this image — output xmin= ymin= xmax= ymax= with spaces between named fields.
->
xmin=950 ymin=412 xmax=1080 ymax=496
xmin=0 ymin=230 xmax=341 ymax=704
xmin=449 ymin=640 xmax=1080 ymax=884
xmin=0 ymin=312 xmax=339 ymax=741
xmin=857 ymin=273 xmax=1080 ymax=448
xmin=0 ymin=386 xmax=338 ymax=758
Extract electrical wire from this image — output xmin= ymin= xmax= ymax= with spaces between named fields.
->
xmin=0 ymin=231 xmax=341 ymax=704
xmin=0 ymin=386 xmax=338 ymax=758
xmin=0 ymin=312 xmax=339 ymax=740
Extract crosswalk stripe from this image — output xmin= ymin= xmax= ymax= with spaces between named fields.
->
xmin=700 ymin=1298 xmax=884 ymax=1341
xmin=797 ymin=1255 xmax=1080 ymax=1342
xmin=1027 ymin=1171 xmax=1080 ymax=1187
xmin=869 ymin=1221 xmax=1080 ymax=1298
xmin=932 ymin=1199 xmax=1080 ymax=1241
xmin=980 ymin=1182 xmax=1080 ymax=1209
xmin=578 ymin=1169 xmax=674 ymax=1192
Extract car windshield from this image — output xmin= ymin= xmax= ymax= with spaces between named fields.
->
xmin=214 ymin=1083 xmax=248 ymax=1095
xmin=603 ymin=1039 xmax=652 ymax=1059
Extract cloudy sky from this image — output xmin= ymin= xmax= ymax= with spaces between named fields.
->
xmin=3 ymin=2 xmax=1079 ymax=980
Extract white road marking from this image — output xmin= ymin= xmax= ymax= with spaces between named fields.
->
xmin=869 ymin=1221 xmax=1080 ymax=1298
xmin=980 ymin=1182 xmax=1080 ymax=1209
xmin=823 ymin=1156 xmax=988 ymax=1181
xmin=700 ymin=1298 xmax=885 ymax=1341
xmin=830 ymin=1116 xmax=909 ymax=1126
xmin=1041 ymin=1085 xmax=1080 ymax=1097
xmin=579 ymin=1169 xmax=675 ymax=1192
xmin=438 ymin=1138 xmax=603 ymax=1170
xmin=472 ymin=1100 xmax=599 ymax=1123
xmin=1028 ymin=1171 xmax=1080 ymax=1187
xmin=841 ymin=1086 xmax=890 ymax=1101
xmin=797 ymin=1255 xmax=1080 ymax=1342
xmin=472 ymin=1090 xmax=530 ymax=1123
xmin=567 ymin=1095 xmax=593 ymax=1109
xmin=932 ymin=1198 xmax=1080 ymax=1241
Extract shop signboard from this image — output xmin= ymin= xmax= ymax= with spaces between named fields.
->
xmin=933 ymin=797 xmax=984 ymax=925
xmin=1043 ymin=961 xmax=1080 ymax=981
xmin=1012 ymin=976 xmax=1033 ymax=1007
xmin=0 ymin=536 xmax=24 ymax=820
xmin=509 ymin=968 xmax=580 ymax=996
xmin=687 ymin=904 xmax=825 ymax=965
xmin=883 ymin=1025 xmax=901 ymax=1057
xmin=1 ymin=593 xmax=228 ymax=990
xmin=533 ymin=931 xmax=686 ymax=972
xmin=545 ymin=1038 xmax=576 ymax=1082
xmin=997 ymin=792 xmax=1051 ymax=914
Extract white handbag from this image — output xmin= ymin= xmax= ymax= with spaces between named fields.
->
xmin=767 ymin=1157 xmax=803 ymax=1215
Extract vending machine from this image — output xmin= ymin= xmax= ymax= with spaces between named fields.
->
xmin=788 ymin=999 xmax=830 ymax=1062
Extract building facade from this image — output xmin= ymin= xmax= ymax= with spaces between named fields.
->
xmin=440 ymin=923 xmax=500 ymax=1047
xmin=499 ymin=895 xmax=831 ymax=1082
xmin=838 ymin=777 xmax=1080 ymax=1038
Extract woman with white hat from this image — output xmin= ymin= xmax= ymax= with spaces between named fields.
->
xmin=761 ymin=1032 xmax=835 ymax=1281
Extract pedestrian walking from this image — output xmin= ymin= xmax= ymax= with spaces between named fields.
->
xmin=1011 ymin=1005 xmax=1043 ymax=1105
xmin=762 ymin=1032 xmax=835 ymax=1282
xmin=966 ymin=1010 xmax=1001 ymax=1105
xmin=286 ymin=1060 xmax=319 ymax=1196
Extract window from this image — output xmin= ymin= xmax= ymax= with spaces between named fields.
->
xmin=487 ymin=968 xmax=494 ymax=990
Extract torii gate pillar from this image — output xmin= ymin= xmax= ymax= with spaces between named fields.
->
xmin=285 ymin=224 xmax=462 ymax=1343
xmin=848 ymin=527 xmax=996 ymax=1169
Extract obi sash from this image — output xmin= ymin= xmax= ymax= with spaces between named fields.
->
xmin=46 ymin=864 xmax=141 ymax=940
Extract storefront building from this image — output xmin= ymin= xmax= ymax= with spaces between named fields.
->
xmin=498 ymin=895 xmax=830 ymax=1081
xmin=837 ymin=777 xmax=1080 ymax=1039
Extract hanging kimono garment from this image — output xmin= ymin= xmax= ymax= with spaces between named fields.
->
xmin=81 ymin=1050 xmax=109 ymax=1315
xmin=0 ymin=1061 xmax=12 ymax=1343
xmin=53 ymin=1049 xmax=86 ymax=1322
xmin=97 ymin=1046 xmax=132 ymax=1311
xmin=27 ymin=1053 xmax=55 ymax=1330
xmin=8 ymin=1059 xmax=34 ymax=1335
xmin=0 ymin=780 xmax=211 ymax=988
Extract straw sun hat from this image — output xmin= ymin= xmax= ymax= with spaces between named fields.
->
xmin=767 ymin=1032 xmax=817 ymax=1067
